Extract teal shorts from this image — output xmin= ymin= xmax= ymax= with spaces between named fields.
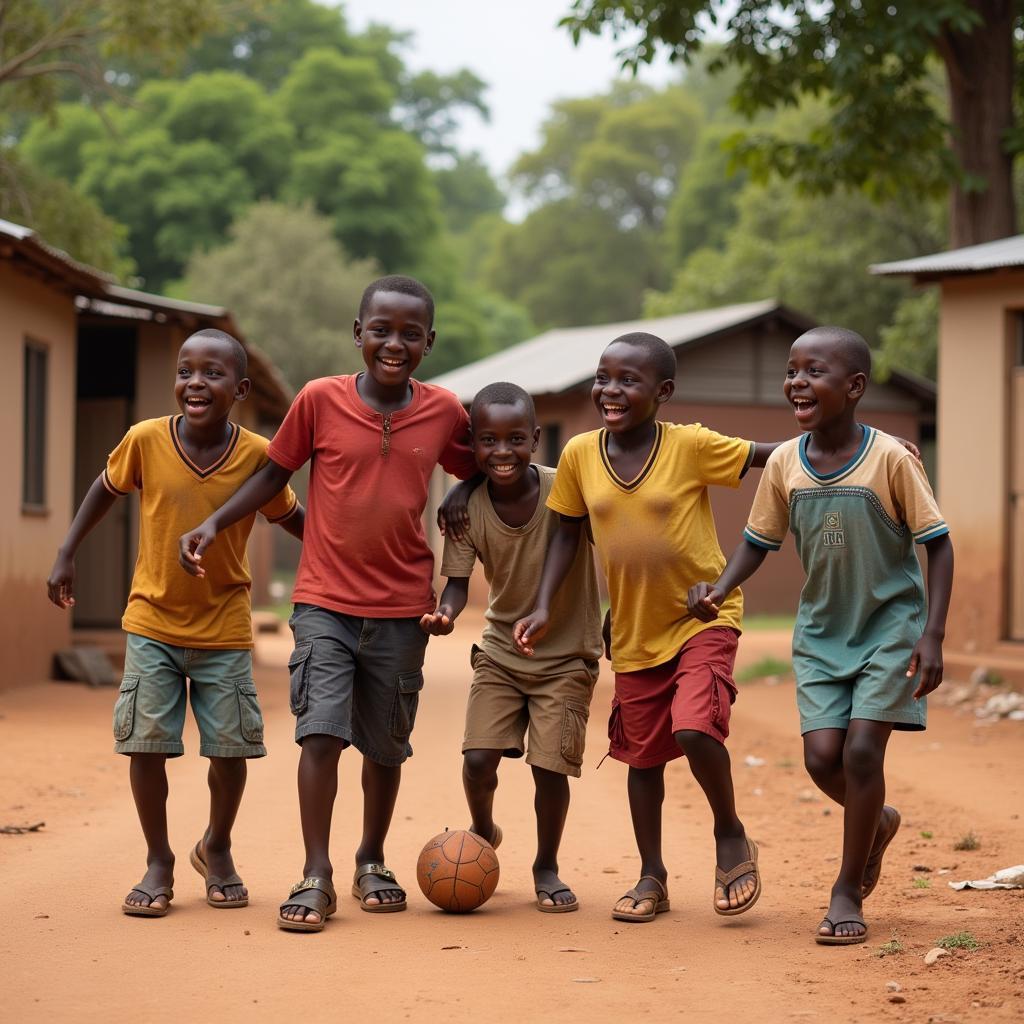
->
xmin=796 ymin=666 xmax=926 ymax=735
xmin=113 ymin=633 xmax=266 ymax=758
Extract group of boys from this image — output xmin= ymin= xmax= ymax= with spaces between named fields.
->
xmin=48 ymin=275 xmax=952 ymax=945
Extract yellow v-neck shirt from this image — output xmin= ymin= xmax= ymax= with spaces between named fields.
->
xmin=547 ymin=421 xmax=753 ymax=672
xmin=103 ymin=416 xmax=298 ymax=649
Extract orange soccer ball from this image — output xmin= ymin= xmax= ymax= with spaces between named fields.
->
xmin=416 ymin=829 xmax=500 ymax=913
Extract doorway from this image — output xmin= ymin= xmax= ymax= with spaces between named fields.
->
xmin=1010 ymin=318 xmax=1024 ymax=640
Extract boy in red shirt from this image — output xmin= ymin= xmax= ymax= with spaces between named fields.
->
xmin=179 ymin=277 xmax=477 ymax=931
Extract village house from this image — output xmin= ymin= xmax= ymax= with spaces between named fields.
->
xmin=1 ymin=219 xmax=292 ymax=691
xmin=428 ymin=300 xmax=937 ymax=615
xmin=873 ymin=238 xmax=1024 ymax=684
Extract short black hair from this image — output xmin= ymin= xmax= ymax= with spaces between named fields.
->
xmin=606 ymin=331 xmax=677 ymax=382
xmin=359 ymin=275 xmax=435 ymax=327
xmin=470 ymin=381 xmax=536 ymax=429
xmin=187 ymin=328 xmax=247 ymax=378
xmin=797 ymin=326 xmax=872 ymax=378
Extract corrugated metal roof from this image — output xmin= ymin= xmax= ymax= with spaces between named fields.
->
xmin=870 ymin=234 xmax=1024 ymax=277
xmin=0 ymin=216 xmax=113 ymax=286
xmin=427 ymin=299 xmax=797 ymax=401
xmin=105 ymin=284 xmax=228 ymax=318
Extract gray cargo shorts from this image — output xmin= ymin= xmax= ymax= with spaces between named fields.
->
xmin=287 ymin=603 xmax=429 ymax=766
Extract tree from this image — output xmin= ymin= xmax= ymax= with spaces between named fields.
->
xmin=434 ymin=153 xmax=505 ymax=234
xmin=178 ymin=201 xmax=378 ymax=388
xmin=563 ymin=1 xmax=1020 ymax=247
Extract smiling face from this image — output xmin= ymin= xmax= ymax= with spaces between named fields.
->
xmin=471 ymin=400 xmax=540 ymax=488
xmin=784 ymin=334 xmax=866 ymax=431
xmin=354 ymin=290 xmax=435 ymax=389
xmin=592 ymin=341 xmax=674 ymax=434
xmin=174 ymin=335 xmax=249 ymax=425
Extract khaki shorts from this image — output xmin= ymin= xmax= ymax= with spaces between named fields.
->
xmin=463 ymin=645 xmax=598 ymax=777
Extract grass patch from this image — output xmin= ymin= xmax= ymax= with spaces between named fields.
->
xmin=875 ymin=938 xmax=904 ymax=958
xmin=953 ymin=831 xmax=980 ymax=851
xmin=919 ymin=830 xmax=933 ymax=839
xmin=936 ymin=931 xmax=981 ymax=952
xmin=912 ymin=877 xmax=931 ymax=889
xmin=736 ymin=656 xmax=791 ymax=682
xmin=743 ymin=614 xmax=796 ymax=632
xmin=775 ymin=758 xmax=796 ymax=769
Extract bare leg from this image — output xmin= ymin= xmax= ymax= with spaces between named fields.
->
xmin=463 ymin=748 xmax=503 ymax=843
xmin=613 ymin=764 xmax=667 ymax=918
xmin=675 ymin=730 xmax=755 ymax=910
xmin=532 ymin=766 xmax=575 ymax=908
xmin=202 ymin=757 xmax=247 ymax=903
xmin=817 ymin=720 xmax=894 ymax=939
xmin=355 ymin=757 xmax=404 ymax=905
xmin=279 ymin=735 xmax=342 ymax=925
xmin=123 ymin=754 xmax=174 ymax=910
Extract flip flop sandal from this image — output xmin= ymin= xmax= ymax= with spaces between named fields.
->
xmin=611 ymin=876 xmax=670 ymax=923
xmin=122 ymin=883 xmax=174 ymax=917
xmin=714 ymin=837 xmax=762 ymax=917
xmin=190 ymin=841 xmax=248 ymax=908
xmin=277 ymin=877 xmax=337 ymax=932
xmin=862 ymin=806 xmax=901 ymax=899
xmin=352 ymin=863 xmax=407 ymax=913
xmin=535 ymin=886 xmax=579 ymax=914
xmin=815 ymin=914 xmax=868 ymax=946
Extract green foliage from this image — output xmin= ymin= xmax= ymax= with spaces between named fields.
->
xmin=427 ymin=291 xmax=535 ymax=378
xmin=876 ymin=291 xmax=939 ymax=381
xmin=177 ymin=201 xmax=377 ymax=388
xmin=435 ymin=154 xmax=505 ymax=234
xmin=735 ymin=657 xmax=791 ymax=683
xmin=875 ymin=938 xmax=904 ymax=958
xmin=920 ymin=830 xmax=934 ymax=839
xmin=401 ymin=69 xmax=490 ymax=154
xmin=936 ymin=931 xmax=981 ymax=951
xmin=913 ymin=877 xmax=931 ymax=889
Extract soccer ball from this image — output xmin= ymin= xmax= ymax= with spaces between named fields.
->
xmin=416 ymin=829 xmax=500 ymax=912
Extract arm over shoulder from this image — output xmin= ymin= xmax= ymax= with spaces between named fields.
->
xmin=890 ymin=451 xmax=949 ymax=544
xmin=694 ymin=425 xmax=755 ymax=488
xmin=545 ymin=435 xmax=589 ymax=518
xmin=438 ymin=392 xmax=477 ymax=480
xmin=743 ymin=447 xmax=790 ymax=551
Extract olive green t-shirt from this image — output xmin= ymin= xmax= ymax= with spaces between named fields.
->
xmin=440 ymin=465 xmax=602 ymax=677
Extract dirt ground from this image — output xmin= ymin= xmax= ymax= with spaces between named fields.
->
xmin=1 ymin=614 xmax=1022 ymax=1023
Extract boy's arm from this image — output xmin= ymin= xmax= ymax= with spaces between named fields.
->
xmin=908 ymin=534 xmax=954 ymax=699
xmin=47 ymin=474 xmax=120 ymax=609
xmin=513 ymin=515 xmax=584 ymax=655
xmin=748 ymin=433 xmax=921 ymax=471
xmin=688 ymin=540 xmax=769 ymax=622
xmin=419 ymin=577 xmax=470 ymax=636
xmin=178 ymin=459 xmax=294 ymax=577
xmin=437 ymin=472 xmax=487 ymax=542
xmin=276 ymin=502 xmax=305 ymax=541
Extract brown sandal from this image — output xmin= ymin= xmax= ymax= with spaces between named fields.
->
xmin=714 ymin=837 xmax=762 ymax=916
xmin=277 ymin=877 xmax=337 ymax=932
xmin=351 ymin=863 xmax=407 ymax=913
xmin=536 ymin=886 xmax=579 ymax=913
xmin=122 ymin=883 xmax=173 ymax=917
xmin=611 ymin=876 xmax=669 ymax=922
xmin=190 ymin=841 xmax=248 ymax=908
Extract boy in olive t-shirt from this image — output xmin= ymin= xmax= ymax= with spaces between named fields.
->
xmin=422 ymin=383 xmax=602 ymax=912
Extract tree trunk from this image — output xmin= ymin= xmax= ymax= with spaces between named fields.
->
xmin=940 ymin=1 xmax=1017 ymax=247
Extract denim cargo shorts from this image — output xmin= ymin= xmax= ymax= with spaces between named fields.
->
xmin=113 ymin=633 xmax=266 ymax=758
xmin=287 ymin=603 xmax=429 ymax=766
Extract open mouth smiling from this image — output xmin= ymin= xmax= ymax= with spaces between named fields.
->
xmin=488 ymin=462 xmax=519 ymax=477
xmin=378 ymin=356 xmax=406 ymax=369
xmin=185 ymin=396 xmax=211 ymax=409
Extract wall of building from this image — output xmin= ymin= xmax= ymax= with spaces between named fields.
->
xmin=937 ymin=272 xmax=1024 ymax=681
xmin=0 ymin=265 xmax=77 ymax=687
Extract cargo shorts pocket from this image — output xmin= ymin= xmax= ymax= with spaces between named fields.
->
xmin=607 ymin=696 xmax=624 ymax=748
xmin=287 ymin=641 xmax=312 ymax=715
xmin=710 ymin=671 xmax=739 ymax=731
xmin=560 ymin=700 xmax=589 ymax=767
xmin=234 ymin=679 xmax=264 ymax=743
xmin=390 ymin=670 xmax=424 ymax=739
xmin=113 ymin=673 xmax=140 ymax=741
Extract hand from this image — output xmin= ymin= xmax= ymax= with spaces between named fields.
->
xmin=908 ymin=633 xmax=943 ymax=699
xmin=46 ymin=552 xmax=76 ymax=609
xmin=437 ymin=481 xmax=473 ymax=541
xmin=513 ymin=609 xmax=549 ymax=656
xmin=602 ymin=608 xmax=612 ymax=661
xmin=893 ymin=436 xmax=922 ymax=461
xmin=419 ymin=604 xmax=456 ymax=635
xmin=178 ymin=519 xmax=217 ymax=578
xmin=688 ymin=582 xmax=724 ymax=622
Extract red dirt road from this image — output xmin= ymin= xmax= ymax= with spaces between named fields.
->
xmin=1 ymin=615 xmax=1022 ymax=1023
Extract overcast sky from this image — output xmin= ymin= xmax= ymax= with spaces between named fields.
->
xmin=337 ymin=0 xmax=679 ymax=180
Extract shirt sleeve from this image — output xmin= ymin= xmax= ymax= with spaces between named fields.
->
xmin=259 ymin=482 xmax=299 ymax=523
xmin=102 ymin=426 xmax=142 ymax=495
xmin=546 ymin=440 xmax=589 ymax=518
xmin=438 ymin=400 xmax=477 ymax=480
xmin=439 ymin=528 xmax=478 ymax=579
xmin=743 ymin=452 xmax=789 ymax=551
xmin=266 ymin=385 xmax=316 ymax=471
xmin=890 ymin=453 xmax=949 ymax=544
xmin=695 ymin=426 xmax=755 ymax=488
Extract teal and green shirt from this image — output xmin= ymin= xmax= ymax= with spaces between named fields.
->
xmin=744 ymin=427 xmax=948 ymax=683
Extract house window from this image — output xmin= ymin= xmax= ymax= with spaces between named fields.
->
xmin=544 ymin=423 xmax=562 ymax=466
xmin=22 ymin=341 xmax=47 ymax=511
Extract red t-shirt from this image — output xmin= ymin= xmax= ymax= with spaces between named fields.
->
xmin=267 ymin=374 xmax=476 ymax=617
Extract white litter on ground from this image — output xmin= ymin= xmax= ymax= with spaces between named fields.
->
xmin=949 ymin=864 xmax=1024 ymax=890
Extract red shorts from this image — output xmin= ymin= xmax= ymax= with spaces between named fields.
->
xmin=608 ymin=627 xmax=740 ymax=769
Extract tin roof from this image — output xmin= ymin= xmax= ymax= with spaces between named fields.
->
xmin=871 ymin=235 xmax=1024 ymax=279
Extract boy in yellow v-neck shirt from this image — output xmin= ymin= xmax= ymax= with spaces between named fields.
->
xmin=47 ymin=329 xmax=303 ymax=918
